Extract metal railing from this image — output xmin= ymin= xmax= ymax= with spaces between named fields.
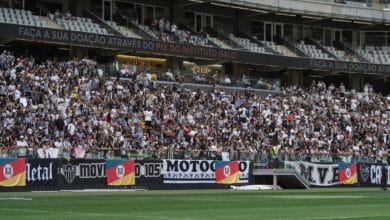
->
xmin=103 ymin=64 xmax=281 ymax=91
xmin=0 ymin=147 xmax=387 ymax=164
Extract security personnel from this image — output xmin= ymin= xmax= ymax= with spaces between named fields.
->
xmin=271 ymin=139 xmax=281 ymax=168
xmin=112 ymin=60 xmax=120 ymax=77
xmin=381 ymin=165 xmax=387 ymax=191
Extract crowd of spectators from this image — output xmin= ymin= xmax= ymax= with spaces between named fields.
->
xmin=134 ymin=16 xmax=210 ymax=47
xmin=118 ymin=9 xmax=210 ymax=46
xmin=0 ymin=50 xmax=389 ymax=164
xmin=53 ymin=9 xmax=75 ymax=20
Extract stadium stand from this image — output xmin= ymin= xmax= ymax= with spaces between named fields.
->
xmin=296 ymin=40 xmax=334 ymax=60
xmin=0 ymin=50 xmax=388 ymax=162
xmin=261 ymin=41 xmax=287 ymax=56
xmin=229 ymin=34 xmax=270 ymax=54
xmin=0 ymin=7 xmax=47 ymax=27
xmin=0 ymin=0 xmax=388 ymax=165
xmin=345 ymin=0 xmax=368 ymax=7
xmin=325 ymin=46 xmax=351 ymax=61
xmin=356 ymin=46 xmax=390 ymax=64
xmin=106 ymin=20 xmax=141 ymax=38
xmin=54 ymin=16 xmax=111 ymax=35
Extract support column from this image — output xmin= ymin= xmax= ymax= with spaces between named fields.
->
xmin=166 ymin=57 xmax=183 ymax=75
xmin=169 ymin=0 xmax=174 ymax=23
xmin=231 ymin=62 xmax=240 ymax=77
xmin=348 ymin=73 xmax=363 ymax=92
xmin=287 ymin=69 xmax=303 ymax=86
xmin=273 ymin=174 xmax=278 ymax=190
xmin=70 ymin=46 xmax=88 ymax=59
xmin=62 ymin=0 xmax=69 ymax=13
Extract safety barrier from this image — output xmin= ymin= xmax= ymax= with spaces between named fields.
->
xmin=0 ymin=159 xmax=252 ymax=191
xmin=0 ymin=158 xmax=388 ymax=191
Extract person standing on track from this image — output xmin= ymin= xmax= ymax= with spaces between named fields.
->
xmin=381 ymin=164 xmax=387 ymax=191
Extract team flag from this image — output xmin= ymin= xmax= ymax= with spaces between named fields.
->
xmin=215 ymin=161 xmax=239 ymax=184
xmin=106 ymin=160 xmax=135 ymax=186
xmin=339 ymin=162 xmax=358 ymax=185
xmin=0 ymin=158 xmax=26 ymax=187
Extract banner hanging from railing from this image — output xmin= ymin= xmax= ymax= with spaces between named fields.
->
xmin=135 ymin=160 xmax=163 ymax=185
xmin=59 ymin=159 xmax=106 ymax=187
xmin=215 ymin=161 xmax=240 ymax=184
xmin=26 ymin=159 xmax=58 ymax=186
xmin=106 ymin=160 xmax=135 ymax=186
xmin=358 ymin=163 xmax=390 ymax=186
xmin=162 ymin=160 xmax=250 ymax=184
xmin=338 ymin=162 xmax=358 ymax=185
xmin=284 ymin=161 xmax=339 ymax=186
xmin=0 ymin=158 xmax=26 ymax=187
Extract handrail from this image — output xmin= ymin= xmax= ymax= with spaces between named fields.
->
xmin=340 ymin=38 xmax=370 ymax=62
xmin=83 ymin=10 xmax=123 ymax=36
xmin=206 ymin=26 xmax=247 ymax=50
xmin=0 ymin=148 xmax=387 ymax=163
xmin=104 ymin=64 xmax=282 ymax=91
xmin=293 ymin=169 xmax=311 ymax=188
xmin=306 ymin=37 xmax=341 ymax=60
xmin=36 ymin=4 xmax=51 ymax=17
xmin=178 ymin=23 xmax=220 ymax=48
xmin=281 ymin=36 xmax=309 ymax=58
xmin=214 ymin=0 xmax=386 ymax=23
xmin=116 ymin=10 xmax=156 ymax=40
xmin=239 ymin=31 xmax=281 ymax=55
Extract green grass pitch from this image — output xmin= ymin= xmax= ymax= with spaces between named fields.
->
xmin=0 ymin=188 xmax=389 ymax=220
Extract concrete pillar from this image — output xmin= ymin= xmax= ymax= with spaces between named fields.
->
xmin=348 ymin=73 xmax=363 ymax=92
xmin=232 ymin=63 xmax=240 ymax=77
xmin=64 ymin=0 xmax=90 ymax=17
xmin=352 ymin=30 xmax=359 ymax=46
xmin=287 ymin=69 xmax=303 ymax=86
xmin=273 ymin=174 xmax=278 ymax=190
xmin=70 ymin=46 xmax=88 ymax=59
xmin=62 ymin=0 xmax=69 ymax=13
xmin=169 ymin=0 xmax=174 ymax=23
xmin=166 ymin=57 xmax=183 ymax=75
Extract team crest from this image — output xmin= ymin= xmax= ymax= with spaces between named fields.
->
xmin=116 ymin=165 xmax=125 ymax=178
xmin=345 ymin=168 xmax=352 ymax=178
xmin=3 ymin=164 xmax=13 ymax=179
xmin=223 ymin=165 xmax=231 ymax=177
xmin=359 ymin=164 xmax=370 ymax=183
xmin=62 ymin=163 xmax=76 ymax=184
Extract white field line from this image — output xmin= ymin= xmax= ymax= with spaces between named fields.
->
xmin=1 ymin=208 xmax=389 ymax=220
xmin=289 ymin=215 xmax=390 ymax=220
xmin=0 ymin=208 xmax=193 ymax=220
xmin=30 ymin=189 xmax=147 ymax=193
xmin=0 ymin=197 xmax=32 ymax=201
xmin=260 ymin=195 xmax=367 ymax=199
xmin=234 ymin=214 xmax=390 ymax=220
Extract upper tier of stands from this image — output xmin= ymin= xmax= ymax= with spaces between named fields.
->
xmin=326 ymin=46 xmax=350 ymax=61
xmin=106 ymin=21 xmax=141 ymax=38
xmin=130 ymin=20 xmax=212 ymax=47
xmin=356 ymin=46 xmax=390 ymax=64
xmin=2 ymin=6 xmax=390 ymax=65
xmin=296 ymin=41 xmax=333 ymax=60
xmin=306 ymin=0 xmax=368 ymax=7
xmin=229 ymin=34 xmax=270 ymax=54
xmin=53 ymin=16 xmax=111 ymax=35
xmin=344 ymin=0 xmax=368 ymax=7
xmin=0 ymin=7 xmax=46 ymax=27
